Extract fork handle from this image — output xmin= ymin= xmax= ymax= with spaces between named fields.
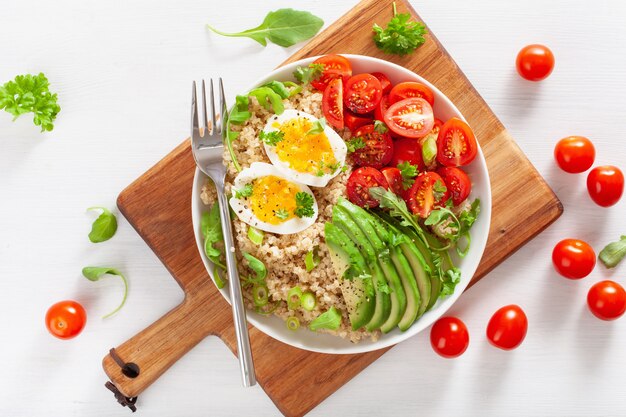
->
xmin=217 ymin=189 xmax=257 ymax=387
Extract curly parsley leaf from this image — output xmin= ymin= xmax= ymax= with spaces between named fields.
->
xmin=207 ymin=8 xmax=323 ymax=48
xmin=234 ymin=183 xmax=254 ymax=199
xmin=275 ymin=208 xmax=290 ymax=220
xmin=599 ymin=235 xmax=626 ymax=269
xmin=259 ymin=130 xmax=284 ymax=146
xmin=294 ymin=192 xmax=315 ymax=218
xmin=372 ymin=3 xmax=427 ymax=56
xmin=82 ymin=267 xmax=128 ymax=318
xmin=87 ymin=207 xmax=118 ymax=243
xmin=0 ymin=73 xmax=60 ymax=132
xmin=293 ymin=63 xmax=324 ymax=84
xmin=397 ymin=161 xmax=418 ymax=189
xmin=432 ymin=180 xmax=448 ymax=201
xmin=440 ymin=267 xmax=461 ymax=298
xmin=346 ymin=137 xmax=366 ymax=153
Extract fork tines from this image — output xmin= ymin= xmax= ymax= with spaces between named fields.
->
xmin=191 ymin=78 xmax=226 ymax=139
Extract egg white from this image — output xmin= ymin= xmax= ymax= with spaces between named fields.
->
xmin=262 ymin=109 xmax=347 ymax=187
xmin=229 ymin=162 xmax=318 ymax=235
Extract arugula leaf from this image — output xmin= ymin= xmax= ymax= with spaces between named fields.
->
xmin=82 ymin=267 xmax=128 ymax=318
xmin=0 ymin=73 xmax=60 ymax=132
xmin=368 ymin=187 xmax=428 ymax=247
xmin=248 ymin=86 xmax=285 ymax=114
xmin=346 ymin=137 xmax=366 ymax=153
xmin=201 ymin=203 xmax=226 ymax=271
xmin=439 ymin=267 xmax=461 ymax=298
xmin=374 ymin=120 xmax=388 ymax=133
xmin=372 ymin=2 xmax=427 ymax=56
xmin=459 ymin=199 xmax=481 ymax=234
xmin=309 ymin=306 xmax=342 ymax=331
xmin=306 ymin=117 xmax=326 ymax=135
xmin=397 ymin=161 xmax=418 ymax=189
xmin=229 ymin=95 xmax=251 ymax=125
xmin=207 ymin=9 xmax=323 ymax=47
xmin=295 ymin=192 xmax=315 ymax=218
xmin=234 ymin=183 xmax=253 ymax=199
xmin=243 ymin=252 xmax=267 ymax=280
xmin=275 ymin=209 xmax=290 ymax=220
xmin=293 ymin=63 xmax=324 ymax=84
xmin=433 ymin=180 xmax=447 ymax=201
xmin=599 ymin=235 xmax=626 ymax=269
xmin=259 ymin=130 xmax=285 ymax=146
xmin=87 ymin=207 xmax=118 ymax=243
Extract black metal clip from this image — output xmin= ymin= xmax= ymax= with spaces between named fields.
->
xmin=105 ymin=381 xmax=137 ymax=412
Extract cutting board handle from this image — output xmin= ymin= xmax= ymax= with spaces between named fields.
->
xmin=102 ymin=293 xmax=219 ymax=398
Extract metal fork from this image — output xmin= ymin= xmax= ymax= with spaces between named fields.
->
xmin=191 ymin=79 xmax=256 ymax=387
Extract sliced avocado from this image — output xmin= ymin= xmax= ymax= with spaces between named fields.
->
xmin=336 ymin=200 xmax=407 ymax=333
xmin=324 ymin=222 xmax=375 ymax=330
xmin=398 ymin=242 xmax=431 ymax=319
xmin=331 ymin=207 xmax=391 ymax=331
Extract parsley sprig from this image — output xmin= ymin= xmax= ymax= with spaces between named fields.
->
xmin=346 ymin=137 xmax=366 ymax=153
xmin=259 ymin=130 xmax=285 ymax=146
xmin=372 ymin=2 xmax=428 ymax=56
xmin=397 ymin=161 xmax=418 ymax=189
xmin=234 ymin=183 xmax=253 ymax=199
xmin=294 ymin=192 xmax=315 ymax=218
xmin=0 ymin=73 xmax=61 ymax=132
xmin=293 ymin=63 xmax=324 ymax=84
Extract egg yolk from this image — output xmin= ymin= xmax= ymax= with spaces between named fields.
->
xmin=249 ymin=175 xmax=299 ymax=224
xmin=272 ymin=118 xmax=338 ymax=175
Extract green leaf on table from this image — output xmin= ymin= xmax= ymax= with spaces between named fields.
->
xmin=82 ymin=267 xmax=128 ymax=318
xmin=207 ymin=9 xmax=324 ymax=47
xmin=372 ymin=2 xmax=427 ymax=56
xmin=599 ymin=235 xmax=626 ymax=269
xmin=0 ymin=73 xmax=60 ymax=132
xmin=87 ymin=207 xmax=118 ymax=243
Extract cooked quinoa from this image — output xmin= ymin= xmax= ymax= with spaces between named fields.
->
xmin=200 ymin=85 xmax=379 ymax=343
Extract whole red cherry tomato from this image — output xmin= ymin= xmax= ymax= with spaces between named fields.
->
xmin=516 ymin=44 xmax=555 ymax=81
xmin=552 ymin=239 xmax=596 ymax=279
xmin=586 ymin=165 xmax=624 ymax=207
xmin=486 ymin=305 xmax=528 ymax=350
xmin=554 ymin=136 xmax=595 ymax=173
xmin=430 ymin=316 xmax=469 ymax=358
xmin=587 ymin=281 xmax=626 ymax=321
xmin=45 ymin=300 xmax=87 ymax=340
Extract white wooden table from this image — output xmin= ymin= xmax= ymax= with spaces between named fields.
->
xmin=1 ymin=1 xmax=625 ymax=415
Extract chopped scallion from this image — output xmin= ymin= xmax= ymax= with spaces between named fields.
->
xmin=301 ymin=292 xmax=317 ymax=311
xmin=252 ymin=284 xmax=269 ymax=307
xmin=287 ymin=286 xmax=303 ymax=310
xmin=305 ymin=247 xmax=321 ymax=272
xmin=247 ymin=226 xmax=264 ymax=246
xmin=286 ymin=316 xmax=300 ymax=331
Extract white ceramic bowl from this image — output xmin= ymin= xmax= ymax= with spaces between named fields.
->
xmin=191 ymin=54 xmax=491 ymax=354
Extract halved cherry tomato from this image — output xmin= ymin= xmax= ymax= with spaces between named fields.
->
xmin=586 ymin=165 xmax=624 ymax=207
xmin=434 ymin=118 xmax=443 ymax=129
xmin=381 ymin=167 xmax=403 ymax=195
xmin=552 ymin=238 xmax=596 ymax=279
xmin=344 ymin=110 xmax=373 ymax=132
xmin=350 ymin=124 xmax=394 ymax=169
xmin=516 ymin=44 xmax=554 ymax=82
xmin=344 ymin=73 xmax=383 ymax=114
xmin=372 ymin=72 xmax=392 ymax=94
xmin=587 ymin=280 xmax=626 ymax=321
xmin=389 ymin=82 xmax=435 ymax=106
xmin=346 ymin=167 xmax=389 ymax=208
xmin=389 ymin=137 xmax=425 ymax=170
xmin=384 ymin=97 xmax=434 ymax=139
xmin=486 ymin=305 xmax=528 ymax=350
xmin=554 ymin=136 xmax=595 ymax=173
xmin=45 ymin=300 xmax=87 ymax=340
xmin=437 ymin=118 xmax=478 ymax=167
xmin=438 ymin=167 xmax=471 ymax=206
xmin=405 ymin=171 xmax=449 ymax=218
xmin=374 ymin=94 xmax=391 ymax=122
xmin=322 ymin=78 xmax=344 ymax=129
xmin=310 ymin=54 xmax=352 ymax=91
xmin=430 ymin=316 xmax=469 ymax=358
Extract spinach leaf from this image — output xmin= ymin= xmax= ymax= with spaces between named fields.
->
xmin=87 ymin=207 xmax=118 ymax=243
xmin=82 ymin=266 xmax=128 ymax=318
xmin=207 ymin=9 xmax=324 ymax=47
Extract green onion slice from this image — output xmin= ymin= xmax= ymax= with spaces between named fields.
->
xmin=252 ymin=284 xmax=269 ymax=307
xmin=422 ymin=137 xmax=437 ymax=166
xmin=286 ymin=316 xmax=300 ymax=331
xmin=247 ymin=226 xmax=264 ymax=246
xmin=301 ymin=292 xmax=317 ymax=311
xmin=287 ymin=286 xmax=303 ymax=310
xmin=304 ymin=247 xmax=321 ymax=272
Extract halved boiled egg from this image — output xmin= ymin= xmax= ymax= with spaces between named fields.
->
xmin=262 ymin=109 xmax=347 ymax=187
xmin=229 ymin=162 xmax=318 ymax=235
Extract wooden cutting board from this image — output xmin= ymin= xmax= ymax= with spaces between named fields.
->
xmin=102 ymin=0 xmax=563 ymax=415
